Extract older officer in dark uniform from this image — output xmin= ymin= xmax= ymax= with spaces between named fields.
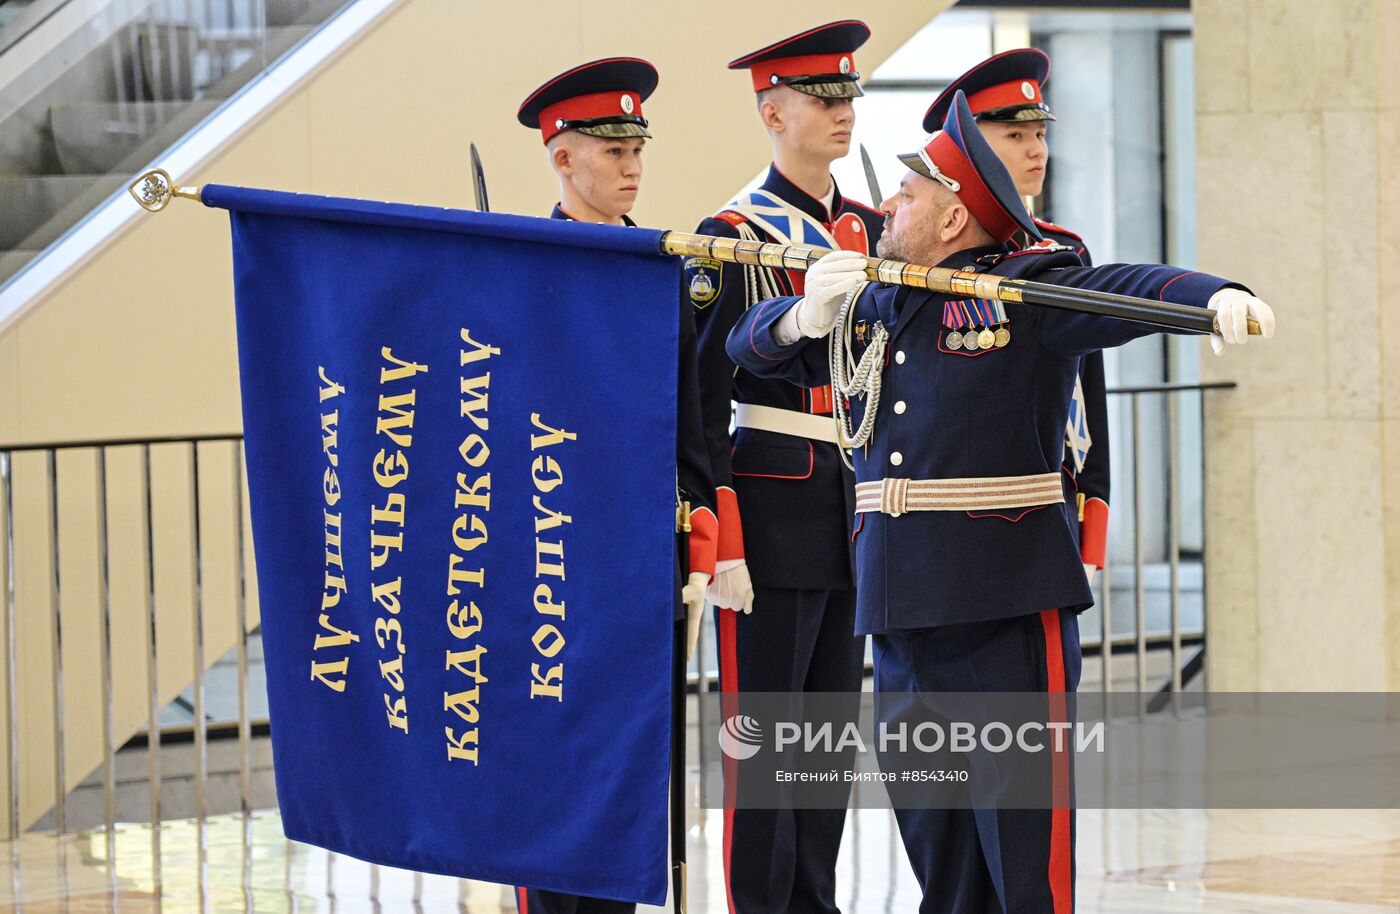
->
xmin=687 ymin=19 xmax=884 ymax=914
xmin=514 ymin=56 xmax=717 ymax=914
xmin=923 ymin=48 xmax=1113 ymax=585
xmin=725 ymin=91 xmax=1274 ymax=913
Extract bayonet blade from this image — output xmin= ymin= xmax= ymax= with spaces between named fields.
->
xmin=470 ymin=142 xmax=490 ymax=213
xmin=859 ymin=143 xmax=882 ymax=208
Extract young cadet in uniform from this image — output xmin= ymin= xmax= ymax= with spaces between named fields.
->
xmin=687 ymin=19 xmax=884 ymax=914
xmin=725 ymin=91 xmax=1274 ymax=913
xmin=514 ymin=57 xmax=717 ymax=914
xmin=923 ymin=48 xmax=1112 ymax=585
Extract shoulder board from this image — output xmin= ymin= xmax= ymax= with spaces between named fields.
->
xmin=1033 ymin=217 xmax=1084 ymax=243
xmin=977 ymin=240 xmax=1075 ymax=267
xmin=714 ymin=210 xmax=749 ymax=228
xmin=1009 ymin=240 xmax=1074 ymax=258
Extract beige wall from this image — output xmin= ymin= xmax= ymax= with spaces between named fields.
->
xmin=1197 ymin=0 xmax=1399 ymax=691
xmin=1 ymin=0 xmax=944 ymax=444
xmin=0 ymin=0 xmax=949 ymax=833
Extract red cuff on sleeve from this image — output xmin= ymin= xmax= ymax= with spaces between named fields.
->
xmin=687 ymin=506 xmax=718 ymax=578
xmin=716 ymin=486 xmax=746 ymax=562
xmin=1080 ymin=497 xmax=1108 ymax=569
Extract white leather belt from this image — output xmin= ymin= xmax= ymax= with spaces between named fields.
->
xmin=855 ymin=473 xmax=1064 ymax=516
xmin=734 ymin=403 xmax=840 ymax=445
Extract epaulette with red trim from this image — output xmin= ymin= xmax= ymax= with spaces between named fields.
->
xmin=1033 ymin=217 xmax=1084 ymax=244
xmin=975 ymin=239 xmax=1075 ymax=267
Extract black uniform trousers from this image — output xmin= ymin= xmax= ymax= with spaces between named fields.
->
xmin=873 ymin=609 xmax=1082 ymax=914
xmin=715 ymin=585 xmax=865 ymax=914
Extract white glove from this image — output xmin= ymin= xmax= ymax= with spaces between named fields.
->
xmin=707 ymin=558 xmax=755 ymax=614
xmin=682 ymin=571 xmax=709 ymax=663
xmin=1084 ymin=562 xmax=1098 ymax=587
xmin=794 ymin=250 xmax=869 ymax=338
xmin=1206 ymin=288 xmax=1275 ymax=356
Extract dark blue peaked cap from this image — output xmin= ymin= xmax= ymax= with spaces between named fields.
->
xmin=898 ymin=91 xmax=1041 ymax=244
xmin=922 ymin=48 xmax=1054 ymax=132
xmin=517 ymin=57 xmax=659 ymax=143
xmin=728 ymin=20 xmax=871 ymax=98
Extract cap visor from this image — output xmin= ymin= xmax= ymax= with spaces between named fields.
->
xmin=577 ymin=122 xmax=652 ymax=139
xmin=975 ymin=105 xmax=1055 ymax=123
xmin=790 ymin=79 xmax=864 ymax=99
xmin=896 ymin=152 xmax=932 ymax=179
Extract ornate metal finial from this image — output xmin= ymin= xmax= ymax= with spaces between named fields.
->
xmin=128 ymin=168 xmax=202 ymax=212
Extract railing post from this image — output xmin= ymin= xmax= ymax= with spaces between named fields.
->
xmin=96 ymin=447 xmax=116 ymax=850
xmin=189 ymin=442 xmax=207 ymax=822
xmin=140 ymin=444 xmax=162 ymax=882
xmin=1 ymin=451 xmax=16 ymax=840
xmin=1101 ymin=550 xmax=1113 ymax=696
xmin=1167 ymin=393 xmax=1182 ymax=708
xmin=233 ymin=441 xmax=252 ymax=816
xmin=46 ymin=449 xmax=66 ymax=833
xmin=1131 ymin=395 xmax=1146 ymax=716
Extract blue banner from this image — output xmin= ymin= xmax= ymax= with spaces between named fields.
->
xmin=207 ymin=185 xmax=679 ymax=904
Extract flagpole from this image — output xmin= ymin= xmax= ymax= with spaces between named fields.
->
xmin=671 ymin=527 xmax=688 ymax=914
xmin=671 ymin=616 xmax=687 ymax=914
xmin=125 ymin=170 xmax=1258 ymax=338
xmin=658 ymin=230 xmax=1262 ymax=338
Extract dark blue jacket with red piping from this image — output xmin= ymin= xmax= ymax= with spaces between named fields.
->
xmin=687 ymin=166 xmax=884 ymax=590
xmin=725 ymin=241 xmax=1239 ymax=635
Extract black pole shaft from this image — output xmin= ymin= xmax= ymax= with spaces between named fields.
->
xmin=671 ymin=540 xmax=687 ymax=914
xmin=1000 ymin=280 xmax=1215 ymax=334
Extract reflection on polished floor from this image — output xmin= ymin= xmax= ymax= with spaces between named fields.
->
xmin=3 ymin=806 xmax=1399 ymax=913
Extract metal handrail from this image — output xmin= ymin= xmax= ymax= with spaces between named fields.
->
xmin=0 ymin=432 xmax=242 ymax=452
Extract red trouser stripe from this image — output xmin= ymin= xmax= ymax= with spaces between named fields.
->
xmin=1039 ymin=609 xmax=1073 ymax=914
xmin=516 ymin=886 xmax=529 ymax=914
xmin=718 ymin=608 xmax=740 ymax=914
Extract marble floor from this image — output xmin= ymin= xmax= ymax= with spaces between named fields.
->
xmin=2 ymin=805 xmax=1399 ymax=913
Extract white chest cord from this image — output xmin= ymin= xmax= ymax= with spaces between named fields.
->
xmin=829 ymin=281 xmax=886 ymax=471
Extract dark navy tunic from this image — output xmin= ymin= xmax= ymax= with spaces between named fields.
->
xmin=726 ymin=242 xmax=1239 ymax=635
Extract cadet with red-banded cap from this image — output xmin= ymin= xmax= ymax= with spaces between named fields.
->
xmin=514 ymin=57 xmax=717 ymax=914
xmin=726 ymin=90 xmax=1275 ymax=914
xmin=687 ymin=20 xmax=883 ymax=914
xmin=922 ymin=48 xmax=1113 ymax=587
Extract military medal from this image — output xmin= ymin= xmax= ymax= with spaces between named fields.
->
xmin=954 ymin=300 xmax=978 ymax=350
xmin=943 ymin=301 xmax=969 ymax=351
xmin=970 ymin=299 xmax=994 ymax=349
xmin=982 ymin=298 xmax=1011 ymax=347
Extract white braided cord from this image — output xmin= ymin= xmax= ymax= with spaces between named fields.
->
xmin=829 ymin=281 xmax=885 ymax=468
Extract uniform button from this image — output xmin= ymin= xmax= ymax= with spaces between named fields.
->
xmin=852 ymin=222 xmax=862 ymax=233
xmin=895 ymin=350 xmax=906 ymax=364
xmin=890 ymin=452 xmax=903 ymax=466
xmin=894 ymin=400 xmax=907 ymax=414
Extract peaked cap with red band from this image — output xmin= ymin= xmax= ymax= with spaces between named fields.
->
xmin=922 ymin=48 xmax=1054 ymax=131
xmin=727 ymin=19 xmax=870 ymax=99
xmin=517 ymin=57 xmax=658 ymax=144
xmin=898 ymin=90 xmax=1042 ymax=245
